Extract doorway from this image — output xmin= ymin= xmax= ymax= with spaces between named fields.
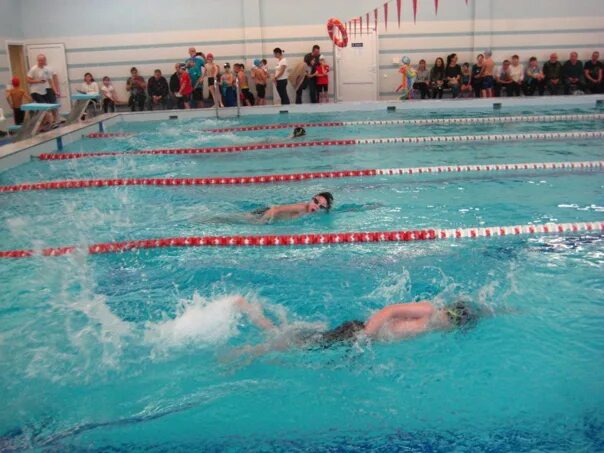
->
xmin=7 ymin=44 xmax=28 ymax=92
xmin=26 ymin=43 xmax=71 ymax=113
xmin=334 ymin=31 xmax=379 ymax=102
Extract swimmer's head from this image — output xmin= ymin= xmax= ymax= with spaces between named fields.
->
xmin=292 ymin=127 xmax=306 ymax=138
xmin=401 ymin=56 xmax=411 ymax=65
xmin=309 ymin=192 xmax=334 ymax=213
xmin=254 ymin=58 xmax=262 ymax=67
xmin=484 ymin=49 xmax=492 ymax=57
xmin=446 ymin=299 xmax=479 ymax=329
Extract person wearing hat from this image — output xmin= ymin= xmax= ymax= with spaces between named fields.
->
xmin=5 ymin=77 xmax=32 ymax=125
xmin=251 ymin=59 xmax=268 ymax=105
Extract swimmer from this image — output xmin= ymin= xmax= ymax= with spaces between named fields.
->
xmin=291 ymin=127 xmax=306 ymax=138
xmin=249 ymin=192 xmax=333 ymax=223
xmin=229 ymin=297 xmax=481 ymax=358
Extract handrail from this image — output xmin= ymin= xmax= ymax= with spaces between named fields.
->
xmin=214 ymin=78 xmax=219 ymax=119
xmin=235 ymin=76 xmax=241 ymax=117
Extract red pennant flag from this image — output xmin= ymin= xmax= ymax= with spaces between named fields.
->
xmin=359 ymin=16 xmax=363 ymax=35
xmin=397 ymin=0 xmax=402 ymax=28
xmin=435 ymin=0 xmax=439 ymax=15
xmin=384 ymin=2 xmax=388 ymax=31
xmin=412 ymin=0 xmax=418 ymax=23
xmin=374 ymin=8 xmax=378 ymax=31
xmin=366 ymin=12 xmax=370 ymax=34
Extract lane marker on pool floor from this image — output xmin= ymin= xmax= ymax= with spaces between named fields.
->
xmin=1 ymin=221 xmax=602 ymax=258
xmin=37 ymin=131 xmax=604 ymax=160
xmin=205 ymin=113 xmax=604 ymax=134
xmin=2 ymin=160 xmax=603 ymax=193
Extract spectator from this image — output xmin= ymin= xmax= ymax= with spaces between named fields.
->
xmin=235 ymin=64 xmax=255 ymax=106
xmin=315 ymin=56 xmax=330 ymax=103
xmin=460 ymin=63 xmax=472 ymax=97
xmin=562 ymin=52 xmax=585 ymax=94
xmin=508 ymin=55 xmax=523 ymax=96
xmin=542 ymin=53 xmax=562 ymax=95
xmin=471 ymin=54 xmax=484 ymax=98
xmin=147 ymin=69 xmax=169 ymax=110
xmin=177 ymin=63 xmax=192 ymax=109
xmin=292 ymin=57 xmax=311 ymax=104
xmin=303 ymin=45 xmax=321 ymax=103
xmin=78 ymin=72 xmax=99 ymax=94
xmin=187 ymin=47 xmax=205 ymax=73
xmin=251 ymin=59 xmax=268 ymax=106
xmin=26 ymin=54 xmax=60 ymax=123
xmin=444 ymin=53 xmax=461 ymax=98
xmin=185 ymin=59 xmax=202 ymax=108
xmin=494 ymin=60 xmax=514 ymax=97
xmin=221 ymin=63 xmax=237 ymax=107
xmin=169 ymin=63 xmax=182 ymax=109
xmin=479 ymin=49 xmax=495 ymax=98
xmin=100 ymin=76 xmax=119 ymax=113
xmin=430 ymin=57 xmax=445 ymax=99
xmin=273 ymin=47 xmax=290 ymax=105
xmin=205 ymin=53 xmax=221 ymax=107
xmin=413 ymin=59 xmax=430 ymax=99
xmin=584 ymin=51 xmax=603 ymax=94
xmin=126 ymin=67 xmax=146 ymax=111
xmin=5 ymin=76 xmax=32 ymax=125
xmin=524 ymin=57 xmax=545 ymax=96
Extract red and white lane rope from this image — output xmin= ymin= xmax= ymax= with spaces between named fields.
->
xmin=1 ymin=221 xmax=601 ymax=259
xmin=207 ymin=113 xmax=604 ymax=133
xmin=2 ymin=160 xmax=602 ymax=194
xmin=86 ymin=132 xmax=133 ymax=138
xmin=37 ymin=130 xmax=604 ymax=161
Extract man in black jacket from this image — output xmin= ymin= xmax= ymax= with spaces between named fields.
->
xmin=169 ymin=63 xmax=182 ymax=109
xmin=147 ymin=69 xmax=169 ymax=110
xmin=304 ymin=44 xmax=321 ymax=103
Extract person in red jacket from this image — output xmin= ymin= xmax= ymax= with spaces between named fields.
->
xmin=315 ymin=56 xmax=330 ymax=103
xmin=177 ymin=63 xmax=192 ymax=109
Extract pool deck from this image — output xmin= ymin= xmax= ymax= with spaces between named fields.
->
xmin=1 ymin=95 xmax=602 ymax=173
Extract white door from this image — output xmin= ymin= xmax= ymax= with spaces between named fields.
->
xmin=27 ymin=43 xmax=71 ymax=113
xmin=335 ymin=31 xmax=378 ymax=102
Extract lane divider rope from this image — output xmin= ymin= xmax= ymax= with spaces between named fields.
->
xmin=206 ymin=113 xmax=604 ymax=133
xmin=86 ymin=132 xmax=133 ymax=138
xmin=1 ymin=221 xmax=601 ymax=259
xmin=37 ymin=131 xmax=604 ymax=161
xmin=2 ymin=160 xmax=602 ymax=193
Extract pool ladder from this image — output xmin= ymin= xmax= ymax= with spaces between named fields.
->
xmin=213 ymin=78 xmax=240 ymax=119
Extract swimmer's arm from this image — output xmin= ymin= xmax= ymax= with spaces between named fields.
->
xmin=364 ymin=302 xmax=434 ymax=336
xmin=234 ymin=296 xmax=275 ymax=331
xmin=259 ymin=204 xmax=304 ymax=222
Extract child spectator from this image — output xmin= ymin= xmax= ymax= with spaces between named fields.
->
xmin=236 ymin=64 xmax=255 ymax=106
xmin=471 ymin=54 xmax=483 ymax=98
xmin=126 ymin=67 xmax=146 ymax=111
xmin=524 ymin=57 xmax=545 ymax=96
xmin=542 ymin=53 xmax=562 ymax=95
xmin=315 ymin=56 xmax=330 ymax=103
xmin=430 ymin=57 xmax=445 ymax=99
xmin=584 ymin=51 xmax=603 ymax=94
xmin=177 ymin=63 xmax=192 ymax=109
xmin=79 ymin=72 xmax=99 ymax=94
xmin=494 ymin=60 xmax=514 ymax=97
xmin=221 ymin=63 xmax=237 ymax=107
xmin=100 ymin=76 xmax=119 ymax=113
xmin=5 ymin=77 xmax=32 ymax=125
xmin=251 ymin=59 xmax=268 ymax=106
xmin=460 ymin=63 xmax=472 ymax=97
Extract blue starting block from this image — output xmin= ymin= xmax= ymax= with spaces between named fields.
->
xmin=65 ymin=93 xmax=101 ymax=125
xmin=13 ymin=103 xmax=60 ymax=141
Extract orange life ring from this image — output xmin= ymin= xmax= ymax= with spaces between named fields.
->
xmin=327 ymin=18 xmax=348 ymax=48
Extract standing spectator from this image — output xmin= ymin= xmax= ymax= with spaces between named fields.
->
xmin=126 ymin=67 xmax=146 ymax=111
xmin=5 ymin=77 xmax=32 ymax=125
xmin=494 ymin=60 xmax=514 ymax=97
xmin=251 ymin=59 xmax=267 ymax=106
xmin=413 ymin=59 xmax=430 ymax=99
xmin=508 ymin=55 xmax=523 ymax=96
xmin=471 ymin=54 xmax=483 ymax=98
xmin=273 ymin=48 xmax=290 ymax=105
xmin=542 ymin=53 xmax=562 ymax=95
xmin=187 ymin=48 xmax=205 ymax=72
xmin=315 ymin=56 xmax=330 ymax=103
xmin=584 ymin=51 xmax=603 ymax=93
xmin=205 ymin=53 xmax=221 ymax=107
xmin=186 ymin=59 xmax=202 ymax=108
xmin=460 ymin=63 xmax=472 ymax=97
xmin=303 ymin=45 xmax=321 ymax=103
xmin=78 ymin=73 xmax=99 ymax=94
xmin=221 ymin=63 xmax=237 ymax=107
xmin=524 ymin=57 xmax=545 ymax=96
xmin=100 ymin=76 xmax=119 ymax=113
xmin=562 ymin=52 xmax=585 ymax=94
xmin=177 ymin=63 xmax=192 ymax=109
xmin=236 ymin=64 xmax=255 ymax=106
xmin=430 ymin=57 xmax=445 ymax=99
xmin=444 ymin=53 xmax=461 ymax=98
xmin=292 ymin=58 xmax=311 ymax=104
xmin=147 ymin=69 xmax=169 ymax=110
xmin=26 ymin=54 xmax=61 ymax=123
xmin=169 ymin=63 xmax=182 ymax=109
xmin=479 ymin=49 xmax=495 ymax=98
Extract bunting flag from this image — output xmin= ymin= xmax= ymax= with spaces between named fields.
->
xmin=366 ymin=12 xmax=370 ymax=33
xmin=374 ymin=8 xmax=378 ymax=31
xmin=384 ymin=2 xmax=388 ymax=31
xmin=412 ymin=0 xmax=418 ymax=23
xmin=435 ymin=0 xmax=439 ymax=15
xmin=359 ymin=16 xmax=363 ymax=35
xmin=396 ymin=0 xmax=402 ymax=28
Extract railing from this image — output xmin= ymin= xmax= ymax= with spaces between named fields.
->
xmin=235 ymin=77 xmax=241 ymax=117
xmin=213 ymin=78 xmax=220 ymax=119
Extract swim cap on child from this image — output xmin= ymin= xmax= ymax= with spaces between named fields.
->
xmin=254 ymin=59 xmax=261 ymax=67
xmin=401 ymin=56 xmax=411 ymax=65
xmin=11 ymin=76 xmax=20 ymax=87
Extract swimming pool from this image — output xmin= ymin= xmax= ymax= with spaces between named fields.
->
xmin=1 ymin=100 xmax=603 ymax=450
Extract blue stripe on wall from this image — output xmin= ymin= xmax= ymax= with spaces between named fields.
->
xmin=380 ymin=43 xmax=604 ymax=55
xmin=379 ymin=28 xmax=604 ymax=39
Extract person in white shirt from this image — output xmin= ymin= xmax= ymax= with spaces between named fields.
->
xmin=508 ymin=55 xmax=524 ymax=96
xmin=272 ymin=47 xmax=290 ymax=105
xmin=101 ymin=76 xmax=119 ymax=113
xmin=79 ymin=73 xmax=99 ymax=95
xmin=26 ymin=54 xmax=60 ymax=122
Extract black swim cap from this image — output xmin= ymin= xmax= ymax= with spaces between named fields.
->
xmin=316 ymin=192 xmax=334 ymax=210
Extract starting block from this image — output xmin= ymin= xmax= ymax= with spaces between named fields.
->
xmin=13 ymin=103 xmax=60 ymax=141
xmin=64 ymin=93 xmax=101 ymax=125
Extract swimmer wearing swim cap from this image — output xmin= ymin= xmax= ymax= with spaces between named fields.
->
xmin=249 ymin=192 xmax=333 ymax=223
xmin=292 ymin=127 xmax=306 ymax=138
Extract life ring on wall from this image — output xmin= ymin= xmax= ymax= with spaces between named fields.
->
xmin=327 ymin=18 xmax=348 ymax=48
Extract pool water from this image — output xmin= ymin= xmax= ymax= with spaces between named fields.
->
xmin=0 ymin=103 xmax=603 ymax=450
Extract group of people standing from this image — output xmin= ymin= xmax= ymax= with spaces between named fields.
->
xmin=411 ymin=50 xmax=603 ymax=99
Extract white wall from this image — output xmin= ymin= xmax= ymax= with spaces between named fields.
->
xmin=1 ymin=0 xmax=603 ymax=116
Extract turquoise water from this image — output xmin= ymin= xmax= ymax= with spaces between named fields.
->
xmin=1 ymin=104 xmax=603 ymax=450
